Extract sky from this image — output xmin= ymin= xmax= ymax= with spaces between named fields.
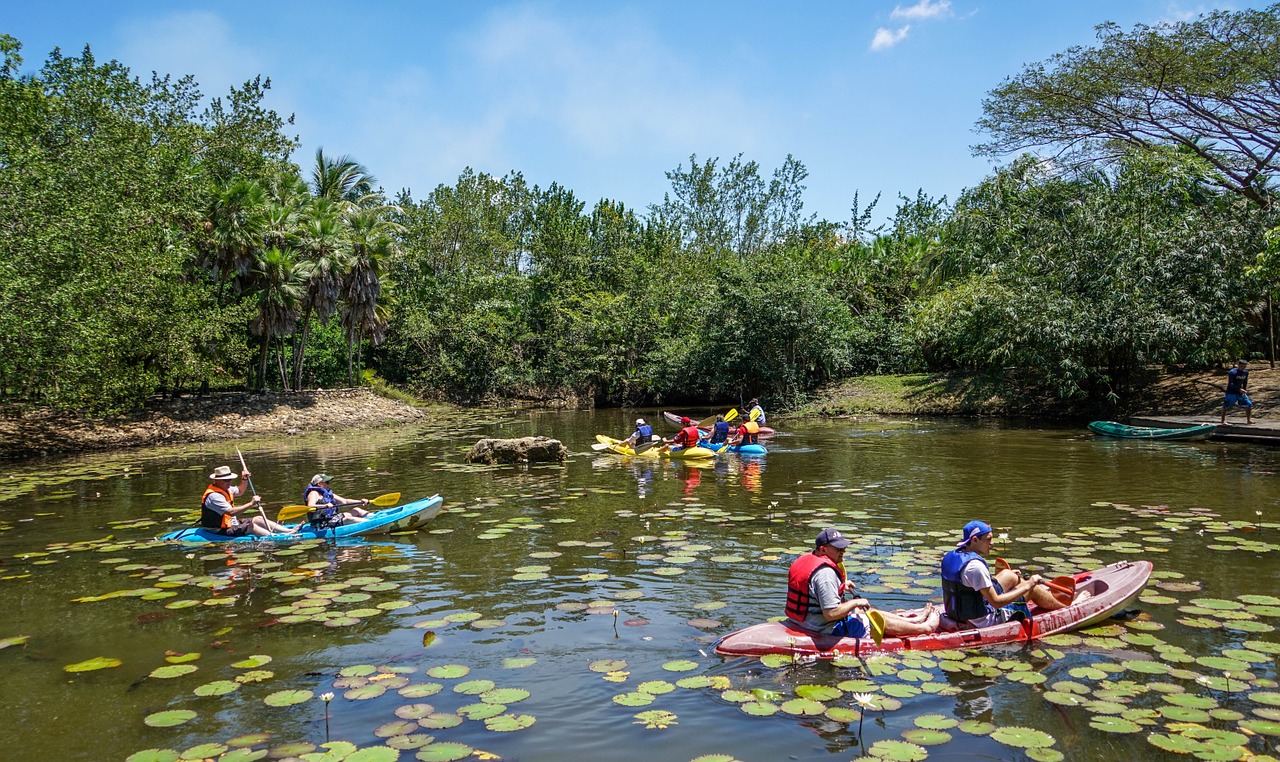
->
xmin=6 ymin=1 xmax=1265 ymax=226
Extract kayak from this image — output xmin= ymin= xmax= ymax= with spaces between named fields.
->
xmin=697 ymin=441 xmax=768 ymax=455
xmin=158 ymin=495 xmax=445 ymax=544
xmin=662 ymin=411 xmax=776 ymax=438
xmin=713 ymin=560 xmax=1152 ymax=658
xmin=594 ymin=435 xmax=714 ymax=460
xmin=1088 ymin=421 xmax=1216 ymax=441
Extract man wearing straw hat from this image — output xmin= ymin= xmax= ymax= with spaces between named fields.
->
xmin=200 ymin=465 xmax=297 ymax=536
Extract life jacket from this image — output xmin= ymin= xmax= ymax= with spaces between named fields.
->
xmin=940 ymin=549 xmax=993 ymax=622
xmin=1227 ymin=368 xmax=1249 ymax=394
xmin=303 ymin=484 xmax=341 ymax=528
xmin=635 ymin=423 xmax=654 ymax=441
xmin=674 ymin=425 xmax=700 ymax=448
xmin=200 ymin=484 xmax=236 ymax=529
xmin=739 ymin=421 xmax=760 ymax=445
xmin=785 ymin=552 xmax=845 ymax=622
xmin=709 ymin=421 xmax=730 ymax=444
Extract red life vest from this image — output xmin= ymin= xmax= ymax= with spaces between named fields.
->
xmin=739 ymin=421 xmax=760 ymax=445
xmin=674 ymin=425 xmax=700 ymax=448
xmin=200 ymin=483 xmax=236 ymax=529
xmin=785 ymin=552 xmax=845 ymax=622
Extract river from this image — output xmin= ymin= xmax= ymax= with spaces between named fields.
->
xmin=1 ymin=411 xmax=1278 ymax=761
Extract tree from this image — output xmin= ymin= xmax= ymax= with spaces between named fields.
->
xmin=341 ymin=207 xmax=397 ymax=385
xmin=975 ymin=5 xmax=1280 ymax=207
xmin=247 ymin=246 xmax=310 ymax=390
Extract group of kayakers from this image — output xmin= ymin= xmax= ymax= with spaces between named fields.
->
xmin=786 ymin=520 xmax=1069 ymax=638
xmin=623 ymin=398 xmax=767 ymax=453
xmin=200 ymin=467 xmax=374 ymax=537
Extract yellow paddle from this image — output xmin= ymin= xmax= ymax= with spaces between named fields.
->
xmin=723 ymin=408 xmax=740 ymax=422
xmin=749 ymin=407 xmax=762 ymax=421
xmin=868 ymin=610 xmax=886 ymax=647
xmin=277 ymin=492 xmax=401 ymax=522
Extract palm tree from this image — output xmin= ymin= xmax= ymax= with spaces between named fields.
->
xmin=340 ymin=207 xmax=399 ymax=384
xmin=247 ymin=246 xmax=311 ymax=390
xmin=291 ymin=198 xmax=348 ymax=389
xmin=311 ymin=147 xmax=377 ymax=205
xmin=200 ymin=178 xmax=267 ymax=297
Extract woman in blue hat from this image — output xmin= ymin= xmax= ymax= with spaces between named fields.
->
xmin=941 ymin=520 xmax=1067 ymax=628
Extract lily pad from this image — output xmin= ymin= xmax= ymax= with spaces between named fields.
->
xmin=264 ymin=689 xmax=312 ymax=707
xmin=484 ymin=713 xmax=536 ymax=732
xmin=866 ymin=739 xmax=929 ymax=760
xmin=65 ymin=656 xmax=122 ymax=673
xmin=989 ymin=726 xmax=1056 ymax=749
xmin=412 ymin=742 xmax=473 ymax=761
xmin=144 ymin=709 xmax=197 ymax=728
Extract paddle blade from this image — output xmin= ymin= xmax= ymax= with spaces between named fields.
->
xmin=716 ymin=444 xmax=728 ymax=453
xmin=724 ymin=409 xmax=739 ymax=422
xmin=698 ymin=415 xmax=717 ymax=427
xmin=868 ymin=610 xmax=886 ymax=647
xmin=634 ymin=440 xmax=660 ymax=455
xmin=994 ymin=557 xmax=1011 ymax=571
xmin=591 ymin=442 xmax=614 ymax=451
xmin=277 ymin=504 xmax=310 ymax=522
xmin=369 ymin=492 xmax=401 ymax=507
xmin=749 ymin=408 xmax=762 ymax=421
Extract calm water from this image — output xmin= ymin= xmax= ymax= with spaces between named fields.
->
xmin=1 ymin=411 xmax=1278 ymax=761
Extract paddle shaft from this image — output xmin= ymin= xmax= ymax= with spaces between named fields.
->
xmin=236 ymin=449 xmax=268 ymax=523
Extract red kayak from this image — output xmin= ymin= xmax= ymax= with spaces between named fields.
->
xmin=662 ymin=410 xmax=776 ymax=437
xmin=713 ymin=560 xmax=1152 ymax=658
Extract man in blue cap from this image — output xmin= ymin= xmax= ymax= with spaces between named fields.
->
xmin=941 ymin=520 xmax=1066 ymax=628
xmin=786 ymin=527 xmax=939 ymax=638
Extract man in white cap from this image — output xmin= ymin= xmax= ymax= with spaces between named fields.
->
xmin=941 ymin=520 xmax=1066 ymax=628
xmin=200 ymin=465 xmax=296 ymax=536
xmin=620 ymin=418 xmax=655 ymax=450
xmin=786 ymin=528 xmax=938 ymax=638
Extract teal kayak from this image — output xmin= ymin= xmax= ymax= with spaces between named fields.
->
xmin=1087 ymin=421 xmax=1216 ymax=441
xmin=158 ymin=494 xmax=443 ymax=544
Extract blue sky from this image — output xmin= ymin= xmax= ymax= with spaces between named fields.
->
xmin=6 ymin=1 xmax=1261 ymax=226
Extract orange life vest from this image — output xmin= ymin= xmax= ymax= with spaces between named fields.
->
xmin=200 ymin=483 xmax=237 ymax=529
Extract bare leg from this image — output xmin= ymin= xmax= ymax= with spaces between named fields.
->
xmin=877 ymin=604 xmax=940 ymax=636
xmin=1027 ymin=585 xmax=1069 ymax=610
xmin=248 ymin=516 xmax=299 ymax=535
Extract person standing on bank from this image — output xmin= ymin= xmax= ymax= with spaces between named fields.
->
xmin=786 ymin=528 xmax=939 ymax=638
xmin=304 ymin=474 xmax=372 ymax=527
xmin=201 ymin=465 xmax=297 ymax=536
xmin=1220 ymin=359 xmax=1254 ymax=425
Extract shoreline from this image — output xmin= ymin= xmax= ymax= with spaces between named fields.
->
xmin=0 ymin=389 xmax=428 ymax=461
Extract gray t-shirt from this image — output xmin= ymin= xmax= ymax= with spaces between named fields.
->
xmin=801 ymin=565 xmax=844 ymax=634
xmin=203 ymin=485 xmax=243 ymax=525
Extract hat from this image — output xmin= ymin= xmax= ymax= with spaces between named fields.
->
xmin=957 ymin=520 xmax=993 ymax=548
xmin=815 ymin=528 xmax=851 ymax=549
xmin=311 ymin=473 xmax=333 ymax=485
xmin=636 ymin=418 xmax=646 ymax=425
xmin=681 ymin=416 xmax=692 ymax=425
xmin=209 ymin=465 xmax=238 ymax=480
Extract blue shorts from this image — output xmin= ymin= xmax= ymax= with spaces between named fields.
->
xmin=832 ymin=613 xmax=868 ymax=639
xmin=1224 ymin=393 xmax=1252 ymax=409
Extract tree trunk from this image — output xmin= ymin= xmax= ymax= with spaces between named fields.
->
xmin=346 ymin=337 xmax=354 ymax=387
xmin=277 ymin=337 xmax=290 ymax=390
xmin=292 ymin=305 xmax=313 ymax=390
xmin=258 ymin=334 xmax=271 ymax=391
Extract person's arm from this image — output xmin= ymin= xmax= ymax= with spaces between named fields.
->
xmin=978 ymin=575 xmax=1041 ymax=608
xmin=332 ymin=493 xmax=369 ymax=507
xmin=306 ymin=491 xmax=328 ymax=508
xmin=226 ymin=495 xmax=262 ymax=515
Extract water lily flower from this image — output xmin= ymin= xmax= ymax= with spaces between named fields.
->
xmin=851 ymin=692 xmax=877 ymax=709
xmin=320 ymin=692 xmax=334 ymax=702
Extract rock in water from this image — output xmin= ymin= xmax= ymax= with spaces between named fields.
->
xmin=465 ymin=436 xmax=568 ymax=465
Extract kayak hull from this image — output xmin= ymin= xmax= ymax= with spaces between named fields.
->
xmin=594 ymin=434 xmax=713 ymax=459
xmin=697 ymin=441 xmax=767 ymax=455
xmin=1088 ymin=421 xmax=1215 ymax=440
xmin=713 ymin=560 xmax=1152 ymax=657
xmin=663 ymin=411 xmax=775 ymax=438
xmin=158 ymin=495 xmax=444 ymax=544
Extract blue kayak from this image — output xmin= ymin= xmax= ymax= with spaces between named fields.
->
xmin=158 ymin=495 xmax=444 ymax=544
xmin=695 ymin=441 xmax=768 ymax=455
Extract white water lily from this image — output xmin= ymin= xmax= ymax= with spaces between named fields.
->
xmin=320 ymin=692 xmax=334 ymax=702
xmin=997 ymin=533 xmax=1009 ymax=541
xmin=851 ymin=692 xmax=877 ymax=709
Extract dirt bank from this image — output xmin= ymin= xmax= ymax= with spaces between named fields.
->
xmin=0 ymin=389 xmax=427 ymax=460
xmin=792 ymin=366 xmax=1280 ymax=420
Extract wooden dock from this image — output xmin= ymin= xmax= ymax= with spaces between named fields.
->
xmin=1128 ymin=415 xmax=1280 ymax=444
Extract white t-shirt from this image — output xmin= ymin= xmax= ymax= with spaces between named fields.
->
xmin=960 ymin=558 xmax=1011 ymax=628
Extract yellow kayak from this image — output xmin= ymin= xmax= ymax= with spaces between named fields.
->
xmin=594 ymin=435 xmax=714 ymax=460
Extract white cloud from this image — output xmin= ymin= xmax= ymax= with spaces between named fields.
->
xmin=891 ymin=0 xmax=952 ymax=21
xmin=117 ymin=11 xmax=262 ymax=99
xmin=870 ymin=26 xmax=911 ymax=51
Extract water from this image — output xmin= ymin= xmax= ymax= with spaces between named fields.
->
xmin=1 ymin=411 xmax=1278 ymax=761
